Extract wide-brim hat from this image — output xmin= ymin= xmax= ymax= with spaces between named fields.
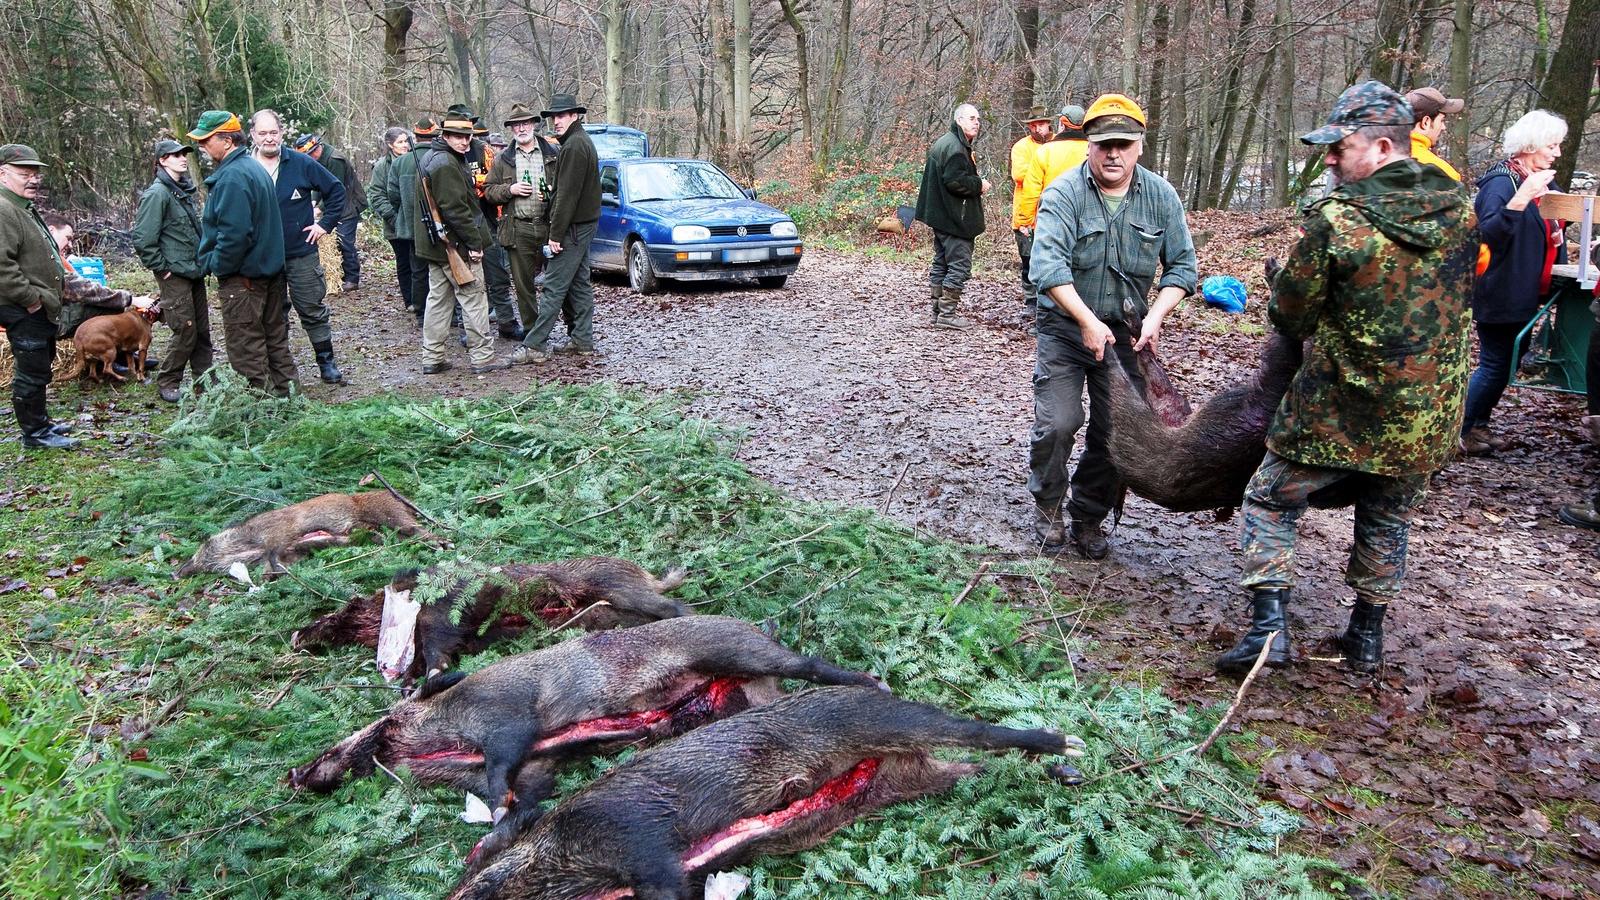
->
xmin=152 ymin=138 xmax=196 ymax=159
xmin=541 ymin=93 xmax=587 ymax=118
xmin=471 ymin=117 xmax=489 ymax=136
xmin=503 ymin=103 xmax=540 ymax=126
xmin=292 ymin=133 xmax=322 ymax=154
xmin=0 ymin=144 xmax=49 ymax=167
xmin=1020 ymin=105 xmax=1052 ymax=124
xmin=186 ymin=110 xmax=243 ymax=142
xmin=413 ymin=116 xmax=440 ymax=138
xmin=439 ymin=115 xmax=476 ymax=136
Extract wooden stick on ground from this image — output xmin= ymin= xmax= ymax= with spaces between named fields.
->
xmin=949 ymin=561 xmax=993 ymax=607
xmin=1078 ymin=631 xmax=1279 ymax=787
xmin=879 ymin=460 xmax=913 ymax=514
xmin=367 ymin=470 xmax=450 ymax=531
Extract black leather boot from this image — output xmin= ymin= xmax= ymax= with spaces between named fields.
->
xmin=22 ymin=426 xmax=77 ymax=450
xmin=312 ymin=341 xmax=343 ymax=384
xmin=1337 ymin=596 xmax=1386 ymax=673
xmin=1216 ymin=588 xmax=1291 ymax=673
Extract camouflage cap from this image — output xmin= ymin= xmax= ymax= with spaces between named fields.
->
xmin=1301 ymin=81 xmax=1414 ymax=145
xmin=152 ymin=138 xmax=196 ymax=159
xmin=186 ymin=110 xmax=242 ymax=141
xmin=0 ymin=144 xmax=48 ymax=167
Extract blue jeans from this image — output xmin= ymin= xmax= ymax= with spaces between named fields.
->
xmin=1461 ymin=320 xmax=1529 ymax=432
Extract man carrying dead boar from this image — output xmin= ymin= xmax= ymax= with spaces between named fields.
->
xmin=1215 ymin=82 xmax=1474 ymax=676
xmin=1027 ymin=94 xmax=1196 ymax=559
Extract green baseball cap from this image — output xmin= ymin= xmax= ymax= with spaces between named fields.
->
xmin=0 ymin=144 xmax=49 ymax=167
xmin=1301 ymin=81 xmax=1414 ymax=145
xmin=186 ymin=110 xmax=243 ymax=141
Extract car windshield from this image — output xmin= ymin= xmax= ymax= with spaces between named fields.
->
xmin=626 ymin=162 xmax=744 ymax=203
xmin=586 ymin=128 xmax=648 ymax=160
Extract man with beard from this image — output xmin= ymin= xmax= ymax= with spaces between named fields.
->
xmin=187 ymin=110 xmax=296 ymax=396
xmin=1027 ymin=93 xmax=1197 ymax=559
xmin=1214 ymin=82 xmax=1475 ymax=676
xmin=249 ymin=109 xmax=347 ymax=384
xmin=413 ymin=112 xmax=510 ymax=375
xmin=510 ymin=93 xmax=601 ymax=363
xmin=133 ymin=138 xmax=212 ymax=402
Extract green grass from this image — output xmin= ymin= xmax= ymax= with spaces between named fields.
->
xmin=3 ymin=381 xmax=1357 ymax=898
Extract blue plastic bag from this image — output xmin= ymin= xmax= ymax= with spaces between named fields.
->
xmin=1201 ymin=274 xmax=1247 ymax=314
xmin=69 ymin=256 xmax=107 ymax=287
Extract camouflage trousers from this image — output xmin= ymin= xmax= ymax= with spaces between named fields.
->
xmin=1240 ymin=450 xmax=1428 ymax=601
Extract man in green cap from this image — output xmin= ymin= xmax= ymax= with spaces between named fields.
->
xmin=1214 ymin=81 xmax=1475 ymax=677
xmin=412 ymin=112 xmax=510 ymax=374
xmin=484 ymin=102 xmax=560 ymax=348
xmin=188 ymin=109 xmax=298 ymax=396
xmin=0 ymin=144 xmax=75 ymax=449
xmin=132 ymin=138 xmax=212 ymax=402
xmin=510 ymin=92 xmax=601 ymax=362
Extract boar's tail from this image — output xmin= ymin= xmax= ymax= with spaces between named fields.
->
xmin=412 ymin=670 xmax=467 ymax=701
xmin=653 ymin=565 xmax=688 ymax=592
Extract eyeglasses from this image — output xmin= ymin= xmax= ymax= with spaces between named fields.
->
xmin=2 ymin=165 xmax=44 ymax=181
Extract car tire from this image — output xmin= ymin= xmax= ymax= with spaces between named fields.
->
xmin=627 ymin=240 xmax=660 ymax=294
xmin=757 ymin=275 xmax=788 ymax=289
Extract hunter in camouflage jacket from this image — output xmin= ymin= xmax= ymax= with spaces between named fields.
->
xmin=1266 ymin=158 xmax=1477 ymax=477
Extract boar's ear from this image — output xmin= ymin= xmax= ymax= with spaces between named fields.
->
xmin=413 ymin=670 xmax=468 ymax=701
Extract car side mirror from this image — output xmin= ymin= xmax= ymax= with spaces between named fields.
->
xmin=601 ymin=192 xmax=619 ymax=207
xmin=742 ymin=187 xmax=757 ymax=200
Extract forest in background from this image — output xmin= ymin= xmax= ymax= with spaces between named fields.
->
xmin=0 ymin=0 xmax=1595 ymax=213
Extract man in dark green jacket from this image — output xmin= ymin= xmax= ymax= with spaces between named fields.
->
xmin=484 ymin=103 xmax=560 ymax=350
xmin=1216 ymin=81 xmax=1475 ymax=677
xmin=297 ymin=134 xmax=366 ymax=291
xmin=913 ymin=103 xmax=990 ymax=329
xmin=511 ymin=93 xmax=600 ymax=363
xmin=133 ymin=138 xmax=212 ymax=402
xmin=189 ymin=110 xmax=297 ymax=396
xmin=413 ymin=114 xmax=509 ymax=375
xmin=388 ymin=117 xmax=438 ymax=323
xmin=0 ymin=144 xmax=73 ymax=449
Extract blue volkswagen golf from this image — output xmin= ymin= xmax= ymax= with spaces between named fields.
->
xmin=590 ymin=158 xmax=803 ymax=293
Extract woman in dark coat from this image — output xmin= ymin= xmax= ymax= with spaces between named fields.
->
xmin=1460 ymin=109 xmax=1568 ymax=455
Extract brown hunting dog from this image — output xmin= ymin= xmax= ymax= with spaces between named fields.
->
xmin=290 ymin=557 xmax=691 ymax=682
xmin=69 ymin=309 xmax=153 ymax=382
xmin=176 ymin=490 xmax=447 ymax=579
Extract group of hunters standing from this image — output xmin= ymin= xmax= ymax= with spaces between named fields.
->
xmin=3 ymin=79 xmax=1596 ymax=679
xmin=913 ymin=81 xmax=1596 ymax=677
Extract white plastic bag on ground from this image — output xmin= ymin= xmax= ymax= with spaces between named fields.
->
xmin=704 ymin=872 xmax=750 ymax=900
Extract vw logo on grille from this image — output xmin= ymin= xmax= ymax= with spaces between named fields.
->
xmin=736 ymin=225 xmax=748 ymax=237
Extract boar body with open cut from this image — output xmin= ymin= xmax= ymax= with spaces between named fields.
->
xmin=447 ymin=686 xmax=1084 ymax=900
xmin=288 ymin=616 xmax=884 ymax=860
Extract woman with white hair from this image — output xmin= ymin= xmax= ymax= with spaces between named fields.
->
xmin=1460 ymin=109 xmax=1568 ymax=455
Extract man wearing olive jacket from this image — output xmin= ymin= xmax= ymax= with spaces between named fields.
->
xmin=511 ymin=93 xmax=601 ymax=363
xmin=914 ymin=103 xmax=991 ymax=330
xmin=0 ymin=144 xmax=74 ymax=449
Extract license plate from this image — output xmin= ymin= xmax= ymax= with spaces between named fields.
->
xmin=723 ymin=248 xmax=768 ymax=263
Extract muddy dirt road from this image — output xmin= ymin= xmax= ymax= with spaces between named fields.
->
xmin=208 ymin=230 xmax=1600 ymax=895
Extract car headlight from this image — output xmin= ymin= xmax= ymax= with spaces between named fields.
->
xmin=671 ymin=225 xmax=711 ymax=242
xmin=770 ymin=220 xmax=798 ymax=238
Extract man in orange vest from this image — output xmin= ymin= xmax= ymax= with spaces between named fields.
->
xmin=1011 ymin=106 xmax=1055 ymax=324
xmin=1404 ymin=87 xmax=1463 ymax=181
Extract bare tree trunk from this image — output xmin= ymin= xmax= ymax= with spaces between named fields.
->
xmin=1530 ymin=0 xmax=1552 ymax=92
xmin=1448 ymin=0 xmax=1471 ymax=171
xmin=1220 ymin=54 xmax=1274 ymax=209
xmin=380 ymin=2 xmax=414 ymax=121
xmin=1167 ymin=0 xmax=1192 ymax=204
xmin=604 ymin=0 xmax=625 ymax=121
xmin=777 ymin=0 xmax=816 ymax=159
xmin=1145 ymin=3 xmax=1169 ymax=171
xmin=1272 ymin=0 xmax=1293 ymax=205
xmin=1120 ymin=0 xmax=1139 ymax=91
xmin=1013 ymin=0 xmax=1039 ymax=125
xmin=1365 ymin=0 xmax=1410 ymax=84
xmin=818 ymin=0 xmax=853 ymax=165
xmin=1202 ymin=0 xmax=1257 ymax=208
xmin=1542 ymin=0 xmax=1599 ymax=187
xmin=711 ymin=0 xmax=734 ymax=166
xmin=732 ymin=0 xmax=753 ymax=180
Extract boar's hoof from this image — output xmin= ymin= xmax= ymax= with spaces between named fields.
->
xmin=1048 ymin=762 xmax=1085 ymax=785
xmin=1060 ymin=734 xmax=1087 ymax=757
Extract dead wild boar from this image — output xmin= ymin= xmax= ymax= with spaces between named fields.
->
xmin=290 ymin=557 xmax=690 ymax=682
xmin=176 ymin=490 xmax=445 ymax=578
xmin=1108 ymin=330 xmax=1304 ymax=512
xmin=287 ymin=616 xmax=885 ymax=862
xmin=444 ymin=686 xmax=1086 ymax=900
